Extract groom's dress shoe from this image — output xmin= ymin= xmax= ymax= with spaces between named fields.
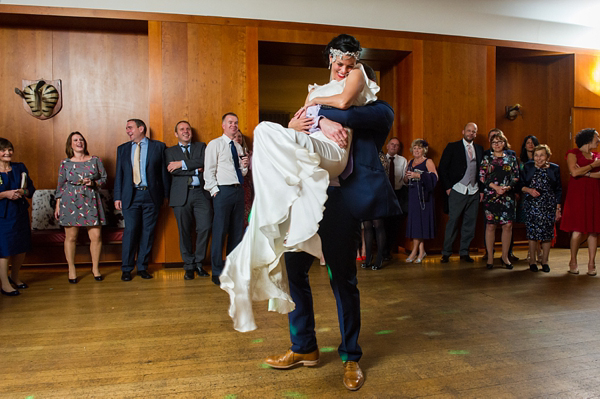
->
xmin=264 ymin=349 xmax=319 ymax=369
xmin=343 ymin=361 xmax=365 ymax=391
xmin=138 ymin=270 xmax=153 ymax=279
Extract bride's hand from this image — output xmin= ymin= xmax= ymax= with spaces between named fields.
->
xmin=288 ymin=116 xmax=314 ymax=133
xmin=293 ymin=106 xmax=307 ymax=119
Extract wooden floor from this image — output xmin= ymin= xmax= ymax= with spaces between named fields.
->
xmin=3 ymin=249 xmax=600 ymax=398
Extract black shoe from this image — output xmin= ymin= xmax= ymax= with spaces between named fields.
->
xmin=212 ymin=275 xmax=221 ymax=286
xmin=1 ymin=288 xmax=20 ymax=296
xmin=460 ymin=255 xmax=475 ymax=263
xmin=508 ymin=253 xmax=520 ymax=262
xmin=8 ymin=277 xmax=28 ymax=289
xmin=541 ymin=264 xmax=550 ymax=273
xmin=68 ymin=277 xmax=78 ymax=284
xmin=184 ymin=270 xmax=195 ymax=280
xmin=501 ymin=258 xmax=513 ymax=270
xmin=486 ymin=262 xmax=494 ymax=269
xmin=360 ymin=262 xmax=371 ymax=269
xmin=529 ymin=264 xmax=539 ymax=272
xmin=196 ymin=266 xmax=210 ymax=277
xmin=94 ymin=275 xmax=103 ymax=281
xmin=121 ymin=271 xmax=133 ymax=281
xmin=440 ymin=255 xmax=450 ymax=263
xmin=138 ymin=270 xmax=153 ymax=279
xmin=372 ymin=263 xmax=383 ymax=270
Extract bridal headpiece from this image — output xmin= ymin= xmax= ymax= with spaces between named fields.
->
xmin=329 ymin=48 xmax=361 ymax=62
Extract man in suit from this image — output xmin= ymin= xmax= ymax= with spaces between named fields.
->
xmin=383 ymin=137 xmax=408 ymax=259
xmin=438 ymin=122 xmax=484 ymax=263
xmin=114 ymin=119 xmax=170 ymax=281
xmin=204 ymin=112 xmax=249 ymax=286
xmin=165 ymin=120 xmax=212 ymax=280
xmin=265 ymin=100 xmax=399 ymax=391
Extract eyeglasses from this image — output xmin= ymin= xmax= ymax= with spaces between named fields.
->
xmin=491 ymin=141 xmax=504 ymax=145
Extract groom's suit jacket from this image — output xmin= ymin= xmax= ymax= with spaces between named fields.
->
xmin=165 ymin=142 xmax=209 ymax=207
xmin=319 ymin=100 xmax=400 ymax=220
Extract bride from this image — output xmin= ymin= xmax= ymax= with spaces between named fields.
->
xmin=220 ymin=34 xmax=379 ymax=332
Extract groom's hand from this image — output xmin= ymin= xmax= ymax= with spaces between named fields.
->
xmin=319 ymin=118 xmax=348 ymax=149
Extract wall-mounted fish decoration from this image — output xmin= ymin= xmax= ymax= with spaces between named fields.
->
xmin=15 ymin=79 xmax=62 ymax=120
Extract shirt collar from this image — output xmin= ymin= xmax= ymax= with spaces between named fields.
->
xmin=179 ymin=142 xmax=191 ymax=147
xmin=132 ymin=137 xmax=148 ymax=146
xmin=462 ymin=138 xmax=472 ymax=148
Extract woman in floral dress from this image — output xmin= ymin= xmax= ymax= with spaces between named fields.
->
xmin=54 ymin=132 xmax=107 ymax=283
xmin=479 ymin=131 xmax=519 ymax=269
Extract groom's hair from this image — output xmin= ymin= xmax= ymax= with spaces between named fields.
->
xmin=361 ymin=62 xmax=377 ymax=84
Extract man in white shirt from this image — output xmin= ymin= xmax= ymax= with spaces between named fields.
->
xmin=383 ymin=137 xmax=408 ymax=259
xmin=438 ymin=122 xmax=484 ymax=263
xmin=204 ymin=112 xmax=249 ymax=285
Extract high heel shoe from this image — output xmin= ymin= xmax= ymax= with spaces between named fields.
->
xmin=414 ymin=253 xmax=427 ymax=264
xmin=405 ymin=256 xmax=416 ymax=263
xmin=8 ymin=277 xmax=28 ymax=289
xmin=94 ymin=275 xmax=103 ymax=281
xmin=588 ymin=267 xmax=597 ymax=276
xmin=68 ymin=277 xmax=78 ymax=284
xmin=529 ymin=264 xmax=539 ymax=272
xmin=1 ymin=288 xmax=20 ymax=296
xmin=501 ymin=257 xmax=513 ymax=270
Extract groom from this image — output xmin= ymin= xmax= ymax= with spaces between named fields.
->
xmin=265 ymin=98 xmax=398 ymax=391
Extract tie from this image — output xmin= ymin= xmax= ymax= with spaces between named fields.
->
xmin=230 ymin=141 xmax=244 ymax=184
xmin=467 ymin=145 xmax=474 ymax=161
xmin=389 ymin=156 xmax=396 ymax=189
xmin=133 ymin=142 xmax=141 ymax=185
xmin=182 ymin=145 xmax=193 ymax=185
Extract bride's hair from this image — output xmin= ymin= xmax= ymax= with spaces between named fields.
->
xmin=323 ymin=34 xmax=361 ymax=66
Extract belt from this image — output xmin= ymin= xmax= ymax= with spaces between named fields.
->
xmin=135 ymin=186 xmax=148 ymax=191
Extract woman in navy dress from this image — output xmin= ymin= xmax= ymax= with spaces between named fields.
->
xmin=0 ymin=138 xmax=36 ymax=296
xmin=404 ymin=139 xmax=438 ymax=263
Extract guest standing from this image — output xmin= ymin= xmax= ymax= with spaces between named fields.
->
xmin=517 ymin=135 xmax=541 ymax=262
xmin=404 ymin=139 xmax=438 ymax=263
xmin=479 ymin=132 xmax=519 ymax=269
xmin=0 ymin=138 xmax=35 ymax=296
xmin=560 ymin=128 xmax=600 ymax=276
xmin=54 ymin=132 xmax=107 ymax=283
xmin=520 ymin=144 xmax=561 ymax=272
xmin=383 ymin=137 xmax=407 ymax=260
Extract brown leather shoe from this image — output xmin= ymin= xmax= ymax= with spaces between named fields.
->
xmin=264 ymin=349 xmax=319 ymax=369
xmin=343 ymin=361 xmax=364 ymax=391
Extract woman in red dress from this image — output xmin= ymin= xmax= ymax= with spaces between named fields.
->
xmin=561 ymin=128 xmax=600 ymax=276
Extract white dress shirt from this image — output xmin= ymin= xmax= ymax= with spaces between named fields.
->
xmin=204 ymin=134 xmax=248 ymax=196
xmin=451 ymin=138 xmax=479 ymax=195
xmin=386 ymin=153 xmax=407 ymax=190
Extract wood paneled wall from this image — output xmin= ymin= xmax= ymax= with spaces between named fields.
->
xmin=1 ymin=5 xmax=598 ymax=265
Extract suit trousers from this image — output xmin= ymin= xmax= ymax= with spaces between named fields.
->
xmin=173 ymin=187 xmax=213 ymax=270
xmin=442 ymin=189 xmax=479 ymax=256
xmin=284 ymin=186 xmax=362 ymax=362
xmin=210 ymin=185 xmax=245 ymax=277
xmin=121 ymin=189 xmax=160 ymax=272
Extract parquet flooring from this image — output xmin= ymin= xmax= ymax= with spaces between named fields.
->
xmin=3 ymin=249 xmax=600 ymax=398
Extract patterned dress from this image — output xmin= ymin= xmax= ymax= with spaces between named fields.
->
xmin=55 ymin=157 xmax=107 ymax=226
xmin=479 ymin=153 xmax=519 ymax=224
xmin=523 ymin=168 xmax=557 ymax=241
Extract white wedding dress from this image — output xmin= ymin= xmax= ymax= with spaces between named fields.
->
xmin=220 ymin=64 xmax=379 ymax=332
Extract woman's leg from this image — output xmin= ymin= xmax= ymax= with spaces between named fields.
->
xmin=362 ymin=220 xmax=374 ymax=265
xmin=87 ymin=226 xmax=102 ymax=276
xmin=528 ymin=240 xmax=538 ymax=264
xmin=372 ymin=219 xmax=386 ymax=267
xmin=485 ymin=223 xmax=496 ymax=264
xmin=569 ymin=231 xmax=583 ymax=271
xmin=541 ymin=241 xmax=551 ymax=264
xmin=0 ymin=257 xmax=16 ymax=293
xmin=64 ymin=226 xmax=79 ymax=279
xmin=408 ymin=239 xmax=419 ymax=260
xmin=417 ymin=240 xmax=426 ymax=259
xmin=9 ymin=253 xmax=26 ymax=285
xmin=500 ymin=223 xmax=512 ymax=263
xmin=588 ymin=233 xmax=598 ymax=273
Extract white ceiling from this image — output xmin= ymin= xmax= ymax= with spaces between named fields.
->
xmin=5 ymin=0 xmax=600 ymax=50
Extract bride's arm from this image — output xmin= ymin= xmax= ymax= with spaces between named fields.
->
xmin=305 ymin=68 xmax=365 ymax=110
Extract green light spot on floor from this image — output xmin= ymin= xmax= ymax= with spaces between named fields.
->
xmin=340 ymin=353 xmax=349 ymax=362
xmin=448 ymin=350 xmax=470 ymax=355
xmin=251 ymin=339 xmax=264 ymax=344
xmin=316 ymin=327 xmax=331 ymax=333
xmin=360 ymin=308 xmax=370 ymax=313
xmin=326 ymin=265 xmax=333 ymax=280
xmin=26 ymin=397 xmax=35 ymax=399
xmin=283 ymin=392 xmax=308 ymax=399
xmin=260 ymin=363 xmax=272 ymax=369
xmin=224 ymin=395 xmax=238 ymax=399
xmin=528 ymin=329 xmax=550 ymax=334
xmin=397 ymin=315 xmax=412 ymax=320
xmin=423 ymin=331 xmax=443 ymax=336
xmin=320 ymin=346 xmax=335 ymax=353
xmin=376 ymin=330 xmax=394 ymax=335
xmin=439 ymin=309 xmax=460 ymax=314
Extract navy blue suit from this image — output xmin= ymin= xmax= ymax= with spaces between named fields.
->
xmin=284 ymin=100 xmax=398 ymax=362
xmin=114 ymin=138 xmax=170 ymax=272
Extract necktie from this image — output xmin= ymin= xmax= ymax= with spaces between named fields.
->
xmin=182 ymin=145 xmax=192 ymax=185
xmin=133 ymin=142 xmax=141 ymax=185
xmin=389 ymin=156 xmax=396 ymax=189
xmin=230 ymin=141 xmax=244 ymax=184
xmin=467 ymin=145 xmax=474 ymax=161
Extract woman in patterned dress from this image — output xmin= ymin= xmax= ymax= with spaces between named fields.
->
xmin=520 ymin=145 xmax=562 ymax=273
xmin=560 ymin=128 xmax=600 ymax=276
xmin=54 ymin=132 xmax=107 ymax=283
xmin=479 ymin=132 xmax=519 ymax=269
